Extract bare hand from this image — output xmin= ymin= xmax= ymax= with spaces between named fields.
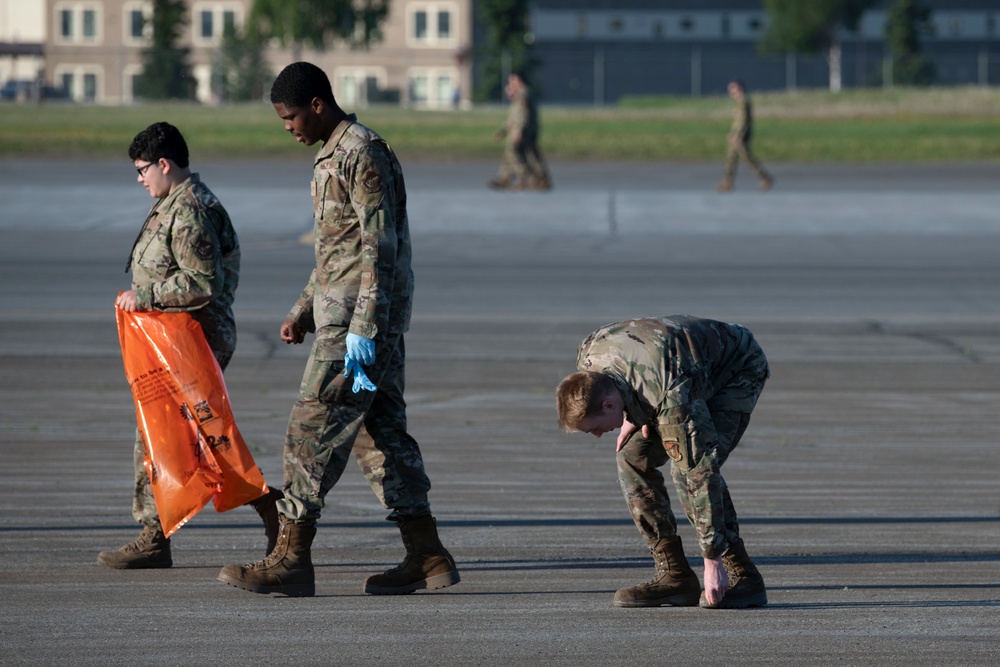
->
xmin=616 ymin=414 xmax=651 ymax=452
xmin=703 ymin=556 xmax=730 ymax=606
xmin=116 ymin=290 xmax=140 ymax=312
xmin=279 ymin=317 xmax=307 ymax=344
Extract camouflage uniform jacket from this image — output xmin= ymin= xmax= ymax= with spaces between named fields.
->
xmin=505 ymin=88 xmax=539 ymax=139
xmin=129 ymin=174 xmax=240 ymax=352
xmin=576 ymin=315 xmax=764 ymax=551
xmin=730 ymin=97 xmax=753 ymax=143
xmin=287 ymin=115 xmax=413 ymax=342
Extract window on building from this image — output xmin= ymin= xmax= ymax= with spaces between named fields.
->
xmin=653 ymin=21 xmax=663 ymax=38
xmin=126 ymin=70 xmax=142 ymax=102
xmin=437 ymin=10 xmax=450 ymax=39
xmin=124 ymin=2 xmax=153 ymax=43
xmin=411 ymin=75 xmax=429 ymax=104
xmin=336 ymin=69 xmax=387 ymax=108
xmin=436 ymin=74 xmax=454 ymax=106
xmin=83 ymin=9 xmax=96 ymax=38
xmin=609 ymin=18 xmax=623 ymax=32
xmin=409 ymin=3 xmax=457 ymax=46
xmin=56 ymin=66 xmax=101 ymax=102
xmin=61 ymin=10 xmax=73 ymax=38
xmin=748 ymin=18 xmax=762 ymax=31
xmin=130 ymin=10 xmax=144 ymax=38
xmin=680 ymin=17 xmax=694 ymax=32
xmin=191 ymin=3 xmax=243 ymax=44
xmin=342 ymin=74 xmax=359 ymax=107
xmin=408 ymin=68 xmax=457 ymax=108
xmin=83 ymin=73 xmax=97 ymax=101
xmin=56 ymin=3 xmax=102 ymax=43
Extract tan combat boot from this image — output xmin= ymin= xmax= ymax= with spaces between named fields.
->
xmin=488 ymin=177 xmax=511 ymax=190
xmin=700 ymin=538 xmax=767 ymax=609
xmin=97 ymin=524 xmax=172 ymax=569
xmin=247 ymin=487 xmax=283 ymax=555
xmin=758 ymin=176 xmax=774 ymax=192
xmin=613 ymin=535 xmax=701 ymax=608
xmin=715 ymin=179 xmax=734 ymax=192
xmin=217 ymin=515 xmax=316 ymax=597
xmin=364 ymin=515 xmax=460 ymax=595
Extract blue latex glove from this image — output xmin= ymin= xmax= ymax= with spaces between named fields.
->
xmin=344 ymin=333 xmax=377 ymax=393
xmin=351 ymin=367 xmax=378 ymax=393
xmin=345 ymin=332 xmax=375 ymax=365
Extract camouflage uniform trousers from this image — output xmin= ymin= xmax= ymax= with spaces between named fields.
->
xmin=723 ymin=138 xmax=771 ymax=183
xmin=498 ymin=131 xmax=549 ymax=185
xmin=275 ymin=327 xmax=432 ymax=522
xmin=616 ymin=332 xmax=769 ymax=557
xmin=133 ymin=349 xmax=233 ymax=527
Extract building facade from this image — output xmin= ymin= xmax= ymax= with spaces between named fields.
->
xmin=43 ymin=0 xmax=251 ymax=103
xmin=1 ymin=0 xmax=45 ymax=97
xmin=528 ymin=0 xmax=1000 ymax=104
xmin=41 ymin=0 xmax=474 ymax=107
xmin=35 ymin=0 xmax=1000 ymax=106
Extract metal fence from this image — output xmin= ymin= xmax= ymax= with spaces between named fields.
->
xmin=531 ymin=43 xmax=1000 ymax=103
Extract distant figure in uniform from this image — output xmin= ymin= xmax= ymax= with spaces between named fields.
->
xmin=490 ymin=71 xmax=552 ymax=191
xmin=717 ymin=80 xmax=773 ymax=193
xmin=218 ymin=62 xmax=459 ymax=598
xmin=557 ymin=315 xmax=770 ymax=609
xmin=98 ymin=122 xmax=281 ymax=570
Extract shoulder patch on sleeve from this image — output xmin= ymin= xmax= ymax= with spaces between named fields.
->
xmin=362 ymin=171 xmax=382 ymax=194
xmin=195 ymin=239 xmax=215 ymax=261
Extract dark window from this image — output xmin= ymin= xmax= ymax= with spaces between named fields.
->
xmin=83 ymin=73 xmax=97 ymax=101
xmin=680 ymin=17 xmax=694 ymax=32
xmin=223 ymin=10 xmax=236 ymax=34
xmin=83 ymin=9 xmax=96 ymax=38
xmin=414 ymin=11 xmax=427 ymax=40
xmin=437 ymin=10 xmax=450 ymax=39
xmin=130 ymin=10 xmax=144 ymax=38
xmin=201 ymin=10 xmax=213 ymax=38
xmin=61 ymin=9 xmax=73 ymax=38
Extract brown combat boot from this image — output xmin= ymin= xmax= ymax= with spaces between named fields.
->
xmin=247 ymin=486 xmax=283 ymax=555
xmin=700 ymin=538 xmax=767 ymax=609
xmin=217 ymin=515 xmax=316 ymax=597
xmin=488 ymin=177 xmax=512 ymax=190
xmin=715 ymin=179 xmax=733 ymax=193
xmin=613 ymin=535 xmax=701 ymax=608
xmin=364 ymin=515 xmax=460 ymax=595
xmin=758 ymin=176 xmax=774 ymax=192
xmin=97 ymin=524 xmax=172 ymax=569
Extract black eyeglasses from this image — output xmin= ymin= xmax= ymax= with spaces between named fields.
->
xmin=136 ymin=161 xmax=157 ymax=176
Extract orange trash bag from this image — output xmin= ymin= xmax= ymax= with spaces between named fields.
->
xmin=116 ymin=304 xmax=269 ymax=538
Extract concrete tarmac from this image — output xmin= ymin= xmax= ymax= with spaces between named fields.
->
xmin=1 ymin=159 xmax=999 ymax=665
